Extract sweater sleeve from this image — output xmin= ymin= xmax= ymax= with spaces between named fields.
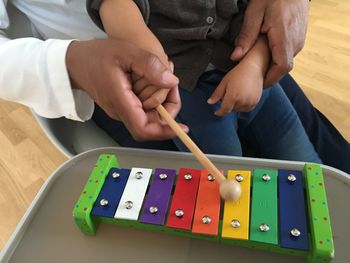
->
xmin=86 ymin=0 xmax=150 ymax=30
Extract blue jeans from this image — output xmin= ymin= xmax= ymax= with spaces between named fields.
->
xmin=280 ymin=74 xmax=349 ymax=173
xmin=92 ymin=72 xmax=321 ymax=163
xmin=174 ymin=70 xmax=321 ymax=163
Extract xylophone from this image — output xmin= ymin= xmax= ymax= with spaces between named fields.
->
xmin=73 ymin=154 xmax=334 ymax=263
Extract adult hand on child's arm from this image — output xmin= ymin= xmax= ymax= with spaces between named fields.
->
xmin=208 ymin=36 xmax=269 ymax=115
xmin=100 ymin=0 xmax=176 ymax=119
xmin=66 ymin=39 xmax=187 ymax=141
xmin=231 ymin=0 xmax=310 ymax=87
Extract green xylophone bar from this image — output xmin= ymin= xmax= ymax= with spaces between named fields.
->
xmin=73 ymin=154 xmax=334 ymax=263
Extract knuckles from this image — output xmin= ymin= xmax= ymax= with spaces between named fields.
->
xmin=143 ymin=52 xmax=160 ymax=72
xmin=104 ymin=108 xmax=120 ymax=121
xmin=281 ymin=57 xmax=294 ymax=73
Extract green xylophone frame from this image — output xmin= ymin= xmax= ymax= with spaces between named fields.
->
xmin=73 ymin=154 xmax=334 ymax=263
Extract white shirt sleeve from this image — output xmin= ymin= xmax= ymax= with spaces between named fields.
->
xmin=0 ymin=2 xmax=94 ymax=121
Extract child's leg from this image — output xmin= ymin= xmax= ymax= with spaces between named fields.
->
xmin=174 ymin=71 xmax=243 ymax=155
xmin=280 ymin=74 xmax=350 ymax=173
xmin=238 ymin=84 xmax=322 ymax=163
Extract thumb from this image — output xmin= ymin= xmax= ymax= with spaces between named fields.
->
xmin=131 ymin=50 xmax=179 ymax=89
xmin=231 ymin=2 xmax=264 ymax=61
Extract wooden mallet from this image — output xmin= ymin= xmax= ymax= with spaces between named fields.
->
xmin=156 ymin=104 xmax=242 ymax=201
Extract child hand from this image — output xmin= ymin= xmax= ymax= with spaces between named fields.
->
xmin=207 ymin=61 xmax=264 ymax=116
xmin=131 ymin=61 xmax=181 ymax=119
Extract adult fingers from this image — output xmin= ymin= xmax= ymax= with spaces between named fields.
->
xmin=108 ymin=68 xmax=175 ymax=141
xmin=263 ymin=29 xmax=293 ymax=87
xmin=120 ymin=98 xmax=179 ymax=141
xmin=264 ymin=61 xmax=292 ymax=88
xmin=126 ymin=47 xmax=179 ymax=89
xmin=143 ymin=111 xmax=188 ymax=140
xmin=261 ymin=0 xmax=309 ymax=87
xmin=231 ymin=0 xmax=265 ymax=61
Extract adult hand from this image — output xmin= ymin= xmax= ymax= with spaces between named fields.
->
xmin=231 ymin=0 xmax=310 ymax=87
xmin=132 ymin=61 xmax=176 ymax=110
xmin=66 ymin=39 xmax=187 ymax=141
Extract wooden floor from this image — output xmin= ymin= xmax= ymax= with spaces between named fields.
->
xmin=292 ymin=0 xmax=350 ymax=140
xmin=0 ymin=1 xmax=349 ymax=251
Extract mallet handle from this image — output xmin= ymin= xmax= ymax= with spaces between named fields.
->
xmin=156 ymin=104 xmax=225 ymax=183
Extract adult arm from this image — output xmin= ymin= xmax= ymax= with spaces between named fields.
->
xmin=1 ymin=2 xmax=184 ymax=140
xmin=231 ymin=0 xmax=310 ymax=87
xmin=0 ymin=1 xmax=91 ymax=121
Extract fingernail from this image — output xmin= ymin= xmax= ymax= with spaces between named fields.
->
xmin=207 ymin=98 xmax=214 ymax=104
xmin=162 ymin=70 xmax=179 ymax=85
xmin=182 ymin=126 xmax=189 ymax=133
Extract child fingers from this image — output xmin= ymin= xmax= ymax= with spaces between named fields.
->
xmin=131 ymin=72 xmax=142 ymax=83
xmin=214 ymin=91 xmax=235 ymax=116
xmin=207 ymin=80 xmax=226 ymax=104
xmin=137 ymin=86 xmax=158 ymax=103
xmin=233 ymin=103 xmax=254 ymax=112
xmin=215 ymin=103 xmax=235 ymax=116
xmin=142 ymin=88 xmax=169 ymax=110
xmin=133 ymin=77 xmax=151 ymax=96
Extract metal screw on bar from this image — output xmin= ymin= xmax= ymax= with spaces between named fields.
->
xmin=159 ymin=173 xmax=168 ymax=180
xmin=135 ymin=171 xmax=143 ymax=179
xmin=231 ymin=219 xmax=241 ymax=228
xmin=100 ymin=199 xmax=109 ymax=207
xmin=208 ymin=174 xmax=215 ymax=181
xmin=149 ymin=206 xmax=158 ymax=214
xmin=290 ymin=228 xmax=301 ymax=237
xmin=288 ymin=174 xmax=297 ymax=182
xmin=112 ymin=172 xmax=120 ymax=179
xmin=202 ymin=216 xmax=211 ymax=224
xmin=175 ymin=209 xmax=184 ymax=218
xmin=262 ymin=174 xmax=271 ymax=181
xmin=155 ymin=104 xmax=242 ymax=201
xmin=125 ymin=201 xmax=133 ymax=209
xmin=184 ymin=173 xmax=192 ymax=180
xmin=259 ymin=224 xmax=270 ymax=232
xmin=235 ymin=174 xmax=244 ymax=182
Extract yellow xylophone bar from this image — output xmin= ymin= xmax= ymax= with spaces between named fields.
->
xmin=222 ymin=170 xmax=251 ymax=240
